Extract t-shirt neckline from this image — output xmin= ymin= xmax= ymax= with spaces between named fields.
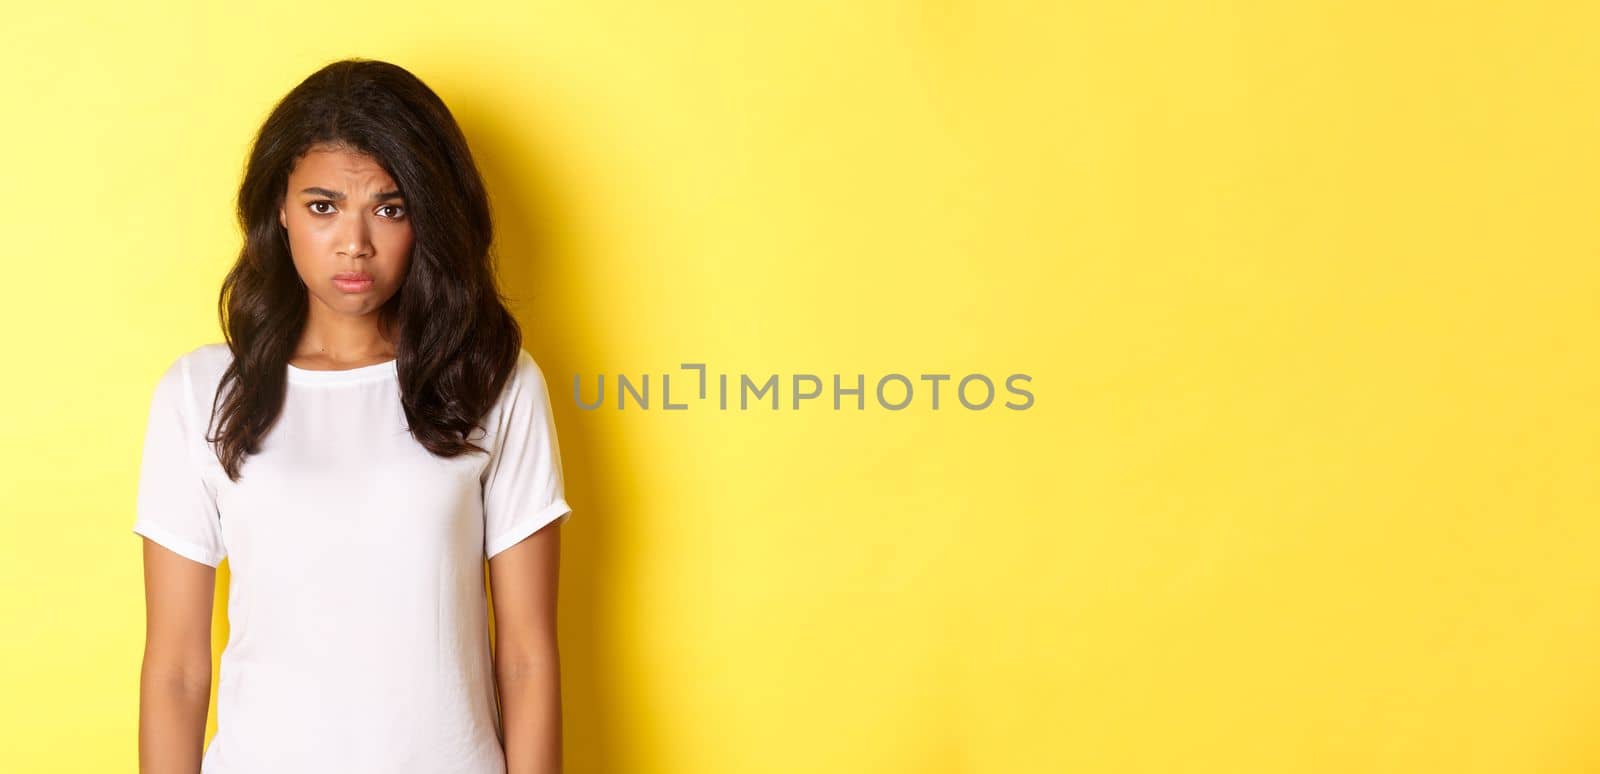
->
xmin=286 ymin=358 xmax=399 ymax=386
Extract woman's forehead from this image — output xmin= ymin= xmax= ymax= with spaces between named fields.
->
xmin=289 ymin=146 xmax=396 ymax=185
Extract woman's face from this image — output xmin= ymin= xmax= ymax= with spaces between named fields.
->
xmin=278 ymin=144 xmax=414 ymax=320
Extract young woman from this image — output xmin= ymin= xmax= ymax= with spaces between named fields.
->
xmin=133 ymin=59 xmax=571 ymax=773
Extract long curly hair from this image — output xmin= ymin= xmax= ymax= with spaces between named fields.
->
xmin=209 ymin=58 xmax=523 ymax=482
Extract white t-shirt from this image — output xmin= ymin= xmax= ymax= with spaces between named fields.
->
xmin=132 ymin=341 xmax=572 ymax=773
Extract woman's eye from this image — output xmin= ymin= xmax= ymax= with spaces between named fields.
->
xmin=308 ymin=201 xmax=335 ymax=215
xmin=380 ymin=205 xmax=406 ymax=219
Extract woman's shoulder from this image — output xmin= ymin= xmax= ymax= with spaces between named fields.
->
xmin=152 ymin=342 xmax=235 ymax=408
xmin=177 ymin=341 xmax=234 ymax=380
xmin=189 ymin=341 xmax=233 ymax=366
xmin=504 ymin=347 xmax=553 ymax=399
xmin=482 ymin=347 xmax=555 ymax=424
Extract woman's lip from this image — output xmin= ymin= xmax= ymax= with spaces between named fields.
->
xmin=333 ymin=277 xmax=374 ymax=292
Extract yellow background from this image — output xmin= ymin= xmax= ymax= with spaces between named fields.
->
xmin=2 ymin=1 xmax=1598 ymax=772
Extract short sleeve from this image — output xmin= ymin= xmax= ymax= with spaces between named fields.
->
xmin=131 ymin=353 xmax=227 ymax=567
xmin=482 ymin=350 xmax=573 ymax=559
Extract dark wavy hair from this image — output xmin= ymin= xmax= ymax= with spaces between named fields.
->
xmin=209 ymin=58 xmax=523 ymax=482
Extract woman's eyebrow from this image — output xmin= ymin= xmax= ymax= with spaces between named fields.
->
xmin=298 ymin=186 xmax=404 ymax=201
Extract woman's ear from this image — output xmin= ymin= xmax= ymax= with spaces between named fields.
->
xmin=278 ymin=207 xmax=286 ymax=228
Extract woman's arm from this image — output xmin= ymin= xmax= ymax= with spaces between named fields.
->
xmin=138 ymin=540 xmax=217 ymax=773
xmin=488 ymin=523 xmax=564 ymax=774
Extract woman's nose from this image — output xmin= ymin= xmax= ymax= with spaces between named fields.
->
xmin=338 ymin=216 xmax=373 ymax=258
